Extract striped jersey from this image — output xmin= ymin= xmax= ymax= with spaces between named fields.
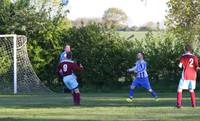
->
xmin=60 ymin=51 xmax=66 ymax=62
xmin=128 ymin=60 xmax=148 ymax=78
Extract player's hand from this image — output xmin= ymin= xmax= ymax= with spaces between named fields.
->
xmin=127 ymin=69 xmax=131 ymax=74
xmin=197 ymin=67 xmax=200 ymax=70
xmin=79 ymin=64 xmax=83 ymax=68
xmin=78 ymin=63 xmax=84 ymax=70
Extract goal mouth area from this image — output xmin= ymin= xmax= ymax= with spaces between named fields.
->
xmin=0 ymin=34 xmax=52 ymax=94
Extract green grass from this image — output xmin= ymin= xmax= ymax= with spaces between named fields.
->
xmin=0 ymin=93 xmax=199 ymax=121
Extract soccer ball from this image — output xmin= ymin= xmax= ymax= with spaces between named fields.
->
xmin=61 ymin=0 xmax=69 ymax=6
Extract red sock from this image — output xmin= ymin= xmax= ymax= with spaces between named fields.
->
xmin=75 ymin=93 xmax=80 ymax=105
xmin=72 ymin=92 xmax=76 ymax=105
xmin=190 ymin=91 xmax=196 ymax=107
xmin=177 ymin=92 xmax=182 ymax=106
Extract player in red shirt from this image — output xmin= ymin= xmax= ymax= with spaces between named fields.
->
xmin=57 ymin=52 xmax=83 ymax=106
xmin=177 ymin=45 xmax=199 ymax=108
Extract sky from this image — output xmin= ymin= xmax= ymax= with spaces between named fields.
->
xmin=66 ymin=0 xmax=168 ymax=27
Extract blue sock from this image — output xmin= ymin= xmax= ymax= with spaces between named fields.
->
xmin=129 ymin=89 xmax=134 ymax=98
xmin=150 ymin=90 xmax=157 ymax=98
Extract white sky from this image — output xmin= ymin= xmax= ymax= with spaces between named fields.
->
xmin=67 ymin=0 xmax=168 ymax=27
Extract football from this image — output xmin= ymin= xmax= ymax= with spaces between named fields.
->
xmin=61 ymin=0 xmax=69 ymax=6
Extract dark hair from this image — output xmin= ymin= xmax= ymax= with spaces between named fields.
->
xmin=185 ymin=44 xmax=192 ymax=52
xmin=138 ymin=51 xmax=144 ymax=57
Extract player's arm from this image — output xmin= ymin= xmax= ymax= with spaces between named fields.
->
xmin=73 ymin=62 xmax=84 ymax=72
xmin=179 ymin=63 xmax=183 ymax=68
xmin=179 ymin=56 xmax=183 ymax=68
xmin=59 ymin=52 xmax=65 ymax=62
xmin=194 ymin=56 xmax=199 ymax=71
xmin=127 ymin=65 xmax=137 ymax=73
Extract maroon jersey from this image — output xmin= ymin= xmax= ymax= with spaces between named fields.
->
xmin=57 ymin=60 xmax=83 ymax=77
xmin=180 ymin=53 xmax=199 ymax=80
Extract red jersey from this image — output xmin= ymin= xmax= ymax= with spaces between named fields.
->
xmin=57 ymin=60 xmax=83 ymax=77
xmin=180 ymin=53 xmax=199 ymax=80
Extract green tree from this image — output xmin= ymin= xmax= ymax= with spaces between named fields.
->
xmin=166 ymin=0 xmax=200 ymax=45
xmin=62 ymin=23 xmax=133 ymax=91
xmin=72 ymin=18 xmax=102 ymax=28
xmin=103 ymin=7 xmax=128 ymax=30
xmin=0 ymin=0 xmax=72 ymax=90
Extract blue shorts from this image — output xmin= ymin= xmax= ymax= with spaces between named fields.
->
xmin=63 ymin=75 xmax=79 ymax=90
xmin=131 ymin=77 xmax=151 ymax=90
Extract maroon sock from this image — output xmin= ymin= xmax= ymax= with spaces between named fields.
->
xmin=72 ymin=92 xmax=76 ymax=105
xmin=190 ymin=91 xmax=196 ymax=107
xmin=177 ymin=92 xmax=182 ymax=107
xmin=75 ymin=93 xmax=80 ymax=105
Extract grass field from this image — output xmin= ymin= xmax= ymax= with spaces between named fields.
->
xmin=0 ymin=93 xmax=199 ymax=121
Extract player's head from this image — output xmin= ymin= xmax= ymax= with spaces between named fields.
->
xmin=137 ymin=51 xmax=144 ymax=60
xmin=64 ymin=44 xmax=71 ymax=52
xmin=64 ymin=52 xmax=72 ymax=60
xmin=185 ymin=44 xmax=192 ymax=53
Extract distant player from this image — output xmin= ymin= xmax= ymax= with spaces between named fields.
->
xmin=60 ymin=44 xmax=71 ymax=62
xmin=126 ymin=52 xmax=158 ymax=102
xmin=57 ymin=52 xmax=83 ymax=106
xmin=176 ymin=45 xmax=199 ymax=108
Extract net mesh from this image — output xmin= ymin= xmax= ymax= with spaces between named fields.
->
xmin=0 ymin=35 xmax=51 ymax=93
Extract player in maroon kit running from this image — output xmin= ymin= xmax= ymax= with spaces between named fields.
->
xmin=177 ymin=45 xmax=199 ymax=108
xmin=57 ymin=52 xmax=83 ymax=106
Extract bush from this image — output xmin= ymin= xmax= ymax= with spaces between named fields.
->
xmin=128 ymin=32 xmax=200 ymax=91
xmin=30 ymin=24 xmax=200 ymax=92
xmin=61 ymin=24 xmax=133 ymax=91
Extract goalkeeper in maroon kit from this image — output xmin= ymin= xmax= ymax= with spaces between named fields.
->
xmin=57 ymin=52 xmax=83 ymax=106
xmin=177 ymin=45 xmax=199 ymax=108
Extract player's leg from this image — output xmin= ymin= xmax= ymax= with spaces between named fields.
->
xmin=148 ymin=89 xmax=158 ymax=99
xmin=71 ymin=91 xmax=76 ymax=105
xmin=189 ymin=89 xmax=196 ymax=107
xmin=127 ymin=78 xmax=139 ymax=102
xmin=73 ymin=88 xmax=80 ymax=105
xmin=69 ymin=79 xmax=80 ymax=105
xmin=189 ymin=81 xmax=196 ymax=108
xmin=63 ymin=76 xmax=79 ymax=105
xmin=177 ymin=79 xmax=185 ymax=108
xmin=177 ymin=89 xmax=183 ymax=108
xmin=142 ymin=77 xmax=158 ymax=100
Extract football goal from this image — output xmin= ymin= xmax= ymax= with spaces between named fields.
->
xmin=0 ymin=34 xmax=51 ymax=94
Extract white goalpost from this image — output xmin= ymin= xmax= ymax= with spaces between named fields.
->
xmin=0 ymin=34 xmax=51 ymax=94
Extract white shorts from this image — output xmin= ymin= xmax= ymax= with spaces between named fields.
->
xmin=63 ymin=74 xmax=78 ymax=90
xmin=178 ymin=79 xmax=196 ymax=90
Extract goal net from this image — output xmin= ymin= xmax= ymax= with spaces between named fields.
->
xmin=0 ymin=35 xmax=51 ymax=94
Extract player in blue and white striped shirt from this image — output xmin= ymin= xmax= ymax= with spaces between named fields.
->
xmin=60 ymin=45 xmax=71 ymax=62
xmin=126 ymin=52 xmax=158 ymax=102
